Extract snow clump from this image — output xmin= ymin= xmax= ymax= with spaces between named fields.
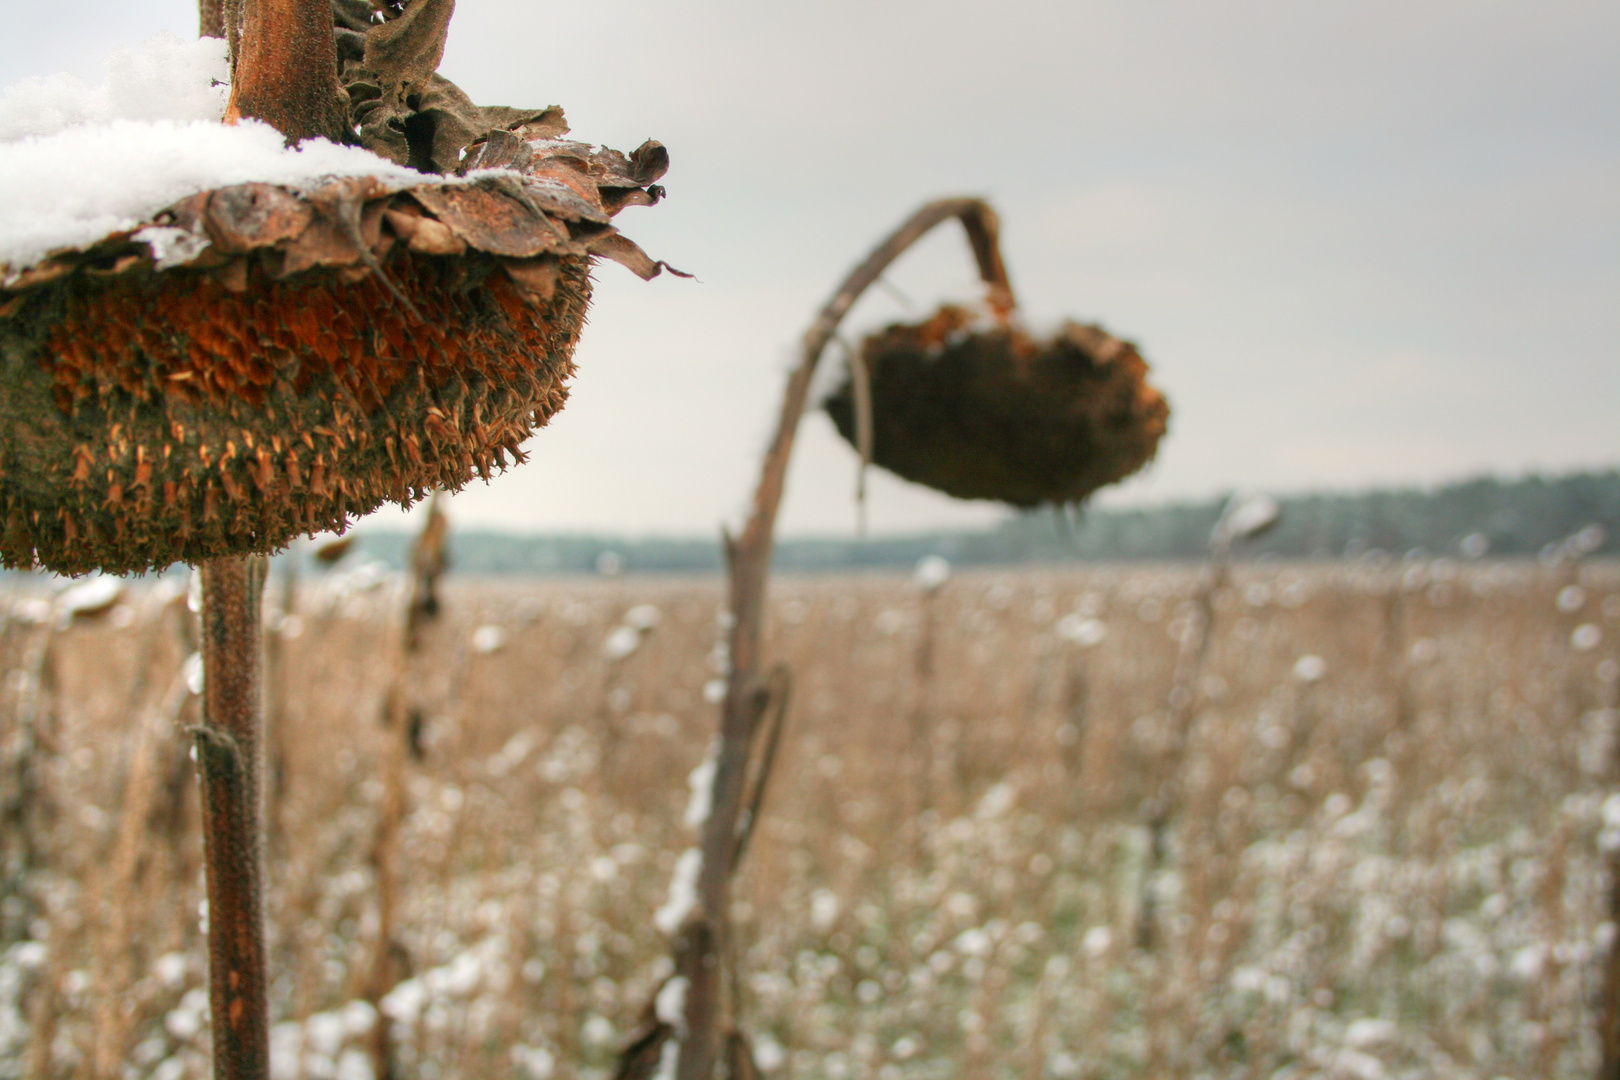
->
xmin=0 ymin=34 xmax=428 ymax=275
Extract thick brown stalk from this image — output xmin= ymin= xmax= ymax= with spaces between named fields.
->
xmin=196 ymin=555 xmax=270 ymax=1080
xmin=669 ymin=199 xmax=1015 ymax=1080
xmin=225 ymin=0 xmax=351 ymax=144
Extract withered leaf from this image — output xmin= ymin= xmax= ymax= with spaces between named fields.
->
xmin=500 ymin=256 xmax=561 ymax=304
xmin=521 ymin=170 xmax=610 ymax=224
xmin=277 ymin=216 xmax=364 ymax=277
xmin=461 ymin=129 xmax=533 ymax=173
xmin=331 ymin=0 xmax=374 ymax=33
xmin=206 ymin=185 xmax=315 ymax=254
xmin=361 ymin=0 xmax=454 ymax=96
xmin=586 ymin=233 xmax=690 ymax=282
xmin=629 ymin=141 xmax=671 ymax=185
xmin=342 ymin=0 xmax=567 ymax=176
xmin=409 ymin=184 xmax=566 ymax=258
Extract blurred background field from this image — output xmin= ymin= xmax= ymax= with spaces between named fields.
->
xmin=2 ymin=554 xmax=1616 ymax=1079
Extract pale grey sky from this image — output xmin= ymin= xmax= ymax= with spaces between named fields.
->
xmin=5 ymin=1 xmax=1617 ymax=536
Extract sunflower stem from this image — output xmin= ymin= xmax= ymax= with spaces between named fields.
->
xmin=225 ymin=0 xmax=351 ymax=144
xmin=195 ymin=555 xmax=270 ymax=1080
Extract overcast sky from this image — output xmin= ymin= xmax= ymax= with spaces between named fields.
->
xmin=5 ymin=1 xmax=1617 ymax=536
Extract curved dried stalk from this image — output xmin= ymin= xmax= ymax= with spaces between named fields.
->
xmin=651 ymin=198 xmax=1017 ymax=1080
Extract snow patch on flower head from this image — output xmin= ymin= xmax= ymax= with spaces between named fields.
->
xmin=0 ymin=35 xmax=456 ymax=274
xmin=1 ymin=118 xmax=427 ymax=273
xmin=0 ymin=34 xmax=228 ymax=141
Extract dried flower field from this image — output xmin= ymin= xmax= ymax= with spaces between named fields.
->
xmin=1 ymin=557 xmax=1617 ymax=1080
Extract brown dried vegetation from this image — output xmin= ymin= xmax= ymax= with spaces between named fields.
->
xmin=1 ymin=559 xmax=1614 ymax=1076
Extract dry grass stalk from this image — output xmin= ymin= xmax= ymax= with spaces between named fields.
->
xmin=1138 ymin=494 xmax=1280 ymax=953
xmin=87 ymin=593 xmax=197 ymax=1078
xmin=264 ymin=552 xmax=299 ymax=856
xmin=363 ymin=491 xmax=449 ymax=1079
xmin=0 ymin=615 xmax=58 ymax=944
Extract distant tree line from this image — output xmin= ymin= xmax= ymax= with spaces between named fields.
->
xmin=338 ymin=468 xmax=1619 ymax=576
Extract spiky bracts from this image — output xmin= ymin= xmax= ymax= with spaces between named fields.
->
xmin=825 ymin=305 xmax=1170 ymax=509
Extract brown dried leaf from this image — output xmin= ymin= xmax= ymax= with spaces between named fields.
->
xmin=585 ymin=233 xmax=689 ymax=282
xmin=599 ymin=187 xmax=663 ymax=216
xmin=277 ymin=216 xmax=364 ymax=277
xmin=361 ymin=0 xmax=454 ymax=96
xmin=500 ymin=256 xmax=560 ymax=304
xmin=206 ymin=184 xmax=315 ymax=254
xmin=408 ymin=184 xmax=565 ymax=258
xmin=521 ymin=169 xmax=610 ymax=224
xmin=398 ymin=215 xmax=466 ymax=256
xmin=462 ymin=129 xmax=533 ymax=173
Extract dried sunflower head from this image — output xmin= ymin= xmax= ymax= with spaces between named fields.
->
xmin=0 ymin=1 xmax=675 ymax=576
xmin=824 ymin=305 xmax=1170 ymax=509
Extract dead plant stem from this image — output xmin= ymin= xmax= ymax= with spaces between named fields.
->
xmin=196 ymin=554 xmax=271 ymax=1080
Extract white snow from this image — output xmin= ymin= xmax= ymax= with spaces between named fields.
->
xmin=1055 ymin=613 xmax=1106 ymax=647
xmin=0 ymin=34 xmax=428 ymax=275
xmin=1292 ymin=654 xmax=1327 ymax=682
xmin=603 ymin=624 xmax=642 ymax=661
xmin=182 ymin=651 xmax=205 ymax=695
xmin=625 ymin=603 xmax=662 ymax=631
xmin=683 ymin=741 xmax=719 ymax=829
xmin=1212 ymin=492 xmax=1280 ymax=548
xmin=654 ymin=848 xmax=702 ymax=935
xmin=1343 ymin=1017 xmax=1398 ymax=1049
xmin=652 ymin=1039 xmax=680 ymax=1080
xmin=511 ymin=1044 xmax=557 ymax=1080
xmin=0 ymin=34 xmax=228 ymax=141
xmin=471 ymin=624 xmax=508 ymax=654
xmin=654 ymin=975 xmax=689 ymax=1033
xmin=55 ymin=574 xmax=123 ymax=622
xmin=914 ymin=555 xmax=951 ymax=592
